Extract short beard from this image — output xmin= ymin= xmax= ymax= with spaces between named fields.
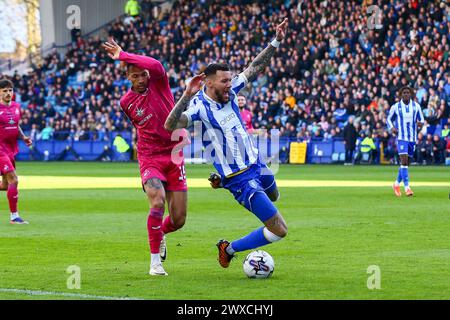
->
xmin=214 ymin=89 xmax=229 ymax=104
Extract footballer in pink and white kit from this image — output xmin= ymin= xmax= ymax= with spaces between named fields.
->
xmin=103 ymin=39 xmax=188 ymax=276
xmin=0 ymin=79 xmax=33 ymax=225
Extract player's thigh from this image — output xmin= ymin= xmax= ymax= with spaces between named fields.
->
xmin=0 ymin=156 xmax=15 ymax=177
xmin=259 ymin=165 xmax=279 ymax=202
xmin=263 ymin=212 xmax=288 ymax=238
xmin=165 ymin=159 xmax=187 ymax=193
xmin=166 ymin=191 xmax=187 ymax=227
xmin=144 ymin=178 xmax=166 ymax=208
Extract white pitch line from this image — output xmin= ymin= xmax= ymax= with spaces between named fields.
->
xmin=0 ymin=288 xmax=144 ymax=300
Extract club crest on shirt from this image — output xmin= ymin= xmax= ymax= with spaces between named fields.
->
xmin=136 ymin=107 xmax=145 ymax=117
xmin=9 ymin=119 xmax=15 ymax=125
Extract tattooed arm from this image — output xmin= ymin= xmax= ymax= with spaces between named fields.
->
xmin=165 ymin=74 xmax=206 ymax=131
xmin=243 ymin=18 xmax=288 ymax=83
xmin=164 ymin=94 xmax=192 ymax=131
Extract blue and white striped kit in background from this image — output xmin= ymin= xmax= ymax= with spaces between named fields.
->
xmin=387 ymin=100 xmax=425 ymax=144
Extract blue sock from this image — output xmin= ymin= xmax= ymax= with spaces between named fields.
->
xmin=401 ymin=166 xmax=409 ymax=188
xmin=396 ymin=167 xmax=403 ymax=184
xmin=231 ymin=227 xmax=270 ymax=253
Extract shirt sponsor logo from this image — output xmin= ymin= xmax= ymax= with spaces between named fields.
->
xmin=138 ymin=114 xmax=153 ymax=126
xmin=220 ymin=113 xmax=236 ymax=126
xmin=8 ymin=119 xmax=15 ymax=125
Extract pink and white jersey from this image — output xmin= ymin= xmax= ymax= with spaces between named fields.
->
xmin=240 ymin=108 xmax=254 ymax=133
xmin=119 ymin=51 xmax=186 ymax=157
xmin=0 ymin=101 xmax=21 ymax=157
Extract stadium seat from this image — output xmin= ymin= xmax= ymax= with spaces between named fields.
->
xmin=331 ymin=153 xmax=339 ymax=162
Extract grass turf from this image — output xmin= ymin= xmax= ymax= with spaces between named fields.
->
xmin=0 ymin=163 xmax=449 ymax=300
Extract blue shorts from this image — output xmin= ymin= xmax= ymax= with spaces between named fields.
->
xmin=222 ymin=162 xmax=278 ymax=222
xmin=397 ymin=140 xmax=415 ymax=158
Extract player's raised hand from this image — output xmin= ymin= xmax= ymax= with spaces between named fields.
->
xmin=185 ymin=73 xmax=206 ymax=98
xmin=23 ymin=136 xmax=32 ymax=147
xmin=276 ymin=18 xmax=288 ymax=42
xmin=102 ymin=38 xmax=122 ymax=60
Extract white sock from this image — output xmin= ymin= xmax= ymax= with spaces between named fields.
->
xmin=10 ymin=212 xmax=19 ymax=220
xmin=394 ymin=181 xmax=400 ymax=187
xmin=226 ymin=244 xmax=235 ymax=255
xmin=263 ymin=228 xmax=283 ymax=243
xmin=151 ymin=254 xmax=161 ymax=266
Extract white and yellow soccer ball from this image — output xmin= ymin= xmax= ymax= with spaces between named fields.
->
xmin=243 ymin=250 xmax=275 ymax=279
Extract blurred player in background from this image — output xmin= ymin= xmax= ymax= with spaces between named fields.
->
xmin=165 ymin=19 xmax=289 ymax=269
xmin=0 ymin=79 xmax=33 ymax=224
xmin=237 ymin=95 xmax=254 ymax=134
xmin=387 ymin=86 xmax=425 ymax=197
xmin=102 ymin=39 xmax=188 ymax=276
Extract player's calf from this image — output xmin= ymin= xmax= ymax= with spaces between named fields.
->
xmin=264 ymin=213 xmax=288 ymax=239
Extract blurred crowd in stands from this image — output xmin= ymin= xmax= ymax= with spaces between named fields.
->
xmin=1 ymin=0 xmax=449 ymax=164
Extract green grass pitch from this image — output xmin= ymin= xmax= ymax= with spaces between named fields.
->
xmin=0 ymin=163 xmax=449 ymax=300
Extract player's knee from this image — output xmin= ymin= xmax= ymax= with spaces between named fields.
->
xmin=7 ymin=176 xmax=18 ymax=186
xmin=151 ymin=197 xmax=165 ymax=210
xmin=172 ymin=215 xmax=186 ymax=230
xmin=268 ymin=189 xmax=280 ymax=202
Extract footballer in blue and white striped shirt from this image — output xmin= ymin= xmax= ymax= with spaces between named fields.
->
xmin=165 ymin=18 xmax=289 ymax=269
xmin=387 ymin=86 xmax=425 ymax=197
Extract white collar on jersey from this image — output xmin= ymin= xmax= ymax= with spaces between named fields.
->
xmin=400 ymin=100 xmax=413 ymax=108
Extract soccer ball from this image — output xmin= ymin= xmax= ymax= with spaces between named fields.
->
xmin=243 ymin=250 xmax=275 ymax=279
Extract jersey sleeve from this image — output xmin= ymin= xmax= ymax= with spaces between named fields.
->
xmin=119 ymin=51 xmax=166 ymax=80
xmin=231 ymin=73 xmax=249 ymax=94
xmin=387 ymin=103 xmax=398 ymax=130
xmin=182 ymin=97 xmax=202 ymax=128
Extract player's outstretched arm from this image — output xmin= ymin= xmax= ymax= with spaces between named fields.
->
xmin=19 ymin=126 xmax=32 ymax=147
xmin=165 ymin=74 xmax=206 ymax=131
xmin=242 ymin=18 xmax=288 ymax=83
xmin=102 ymin=38 xmax=165 ymax=79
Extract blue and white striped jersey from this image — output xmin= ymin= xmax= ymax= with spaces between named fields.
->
xmin=183 ymin=73 xmax=259 ymax=177
xmin=387 ymin=100 xmax=425 ymax=143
